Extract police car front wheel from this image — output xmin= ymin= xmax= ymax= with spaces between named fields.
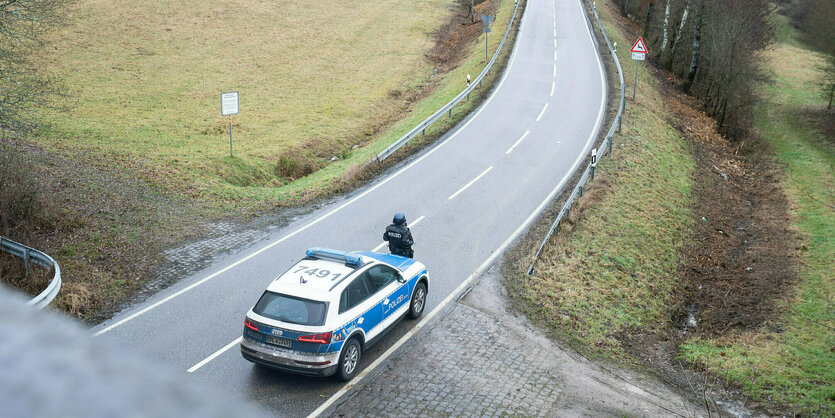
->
xmin=407 ymin=282 xmax=427 ymax=319
xmin=337 ymin=339 xmax=362 ymax=381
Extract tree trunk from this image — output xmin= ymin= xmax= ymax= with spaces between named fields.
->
xmin=669 ymin=2 xmax=688 ymax=70
xmin=686 ymin=0 xmax=703 ymax=91
xmin=829 ymin=83 xmax=834 ymax=110
xmin=622 ymin=0 xmax=630 ymax=16
xmin=468 ymin=0 xmax=476 ymax=23
xmin=644 ymin=1 xmax=655 ymax=39
xmin=660 ymin=0 xmax=671 ymax=52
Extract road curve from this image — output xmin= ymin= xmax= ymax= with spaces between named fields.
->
xmin=93 ymin=0 xmax=606 ymax=415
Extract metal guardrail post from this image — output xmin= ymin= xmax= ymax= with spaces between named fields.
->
xmin=1 ymin=236 xmax=62 ymax=309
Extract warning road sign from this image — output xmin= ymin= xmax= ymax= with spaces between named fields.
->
xmin=630 ymin=37 xmax=648 ymax=54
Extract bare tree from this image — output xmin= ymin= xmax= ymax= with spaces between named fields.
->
xmin=660 ymin=0 xmax=671 ymax=52
xmin=794 ymin=0 xmax=835 ymax=110
xmin=668 ymin=0 xmax=689 ymax=70
xmin=0 ymin=0 xmax=70 ymax=135
xmin=686 ymin=0 xmax=703 ymax=91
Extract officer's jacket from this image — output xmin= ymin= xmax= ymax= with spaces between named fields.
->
xmin=383 ymin=224 xmax=414 ymax=249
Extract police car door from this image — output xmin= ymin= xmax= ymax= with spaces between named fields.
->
xmin=366 ymin=265 xmax=410 ymax=327
xmin=339 ymin=272 xmax=383 ymax=341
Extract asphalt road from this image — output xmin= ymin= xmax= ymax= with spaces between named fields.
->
xmin=92 ymin=0 xmax=606 ymax=415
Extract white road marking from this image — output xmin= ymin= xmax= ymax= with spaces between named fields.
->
xmin=310 ymin=1 xmax=607 ymax=416
xmin=550 ymin=81 xmax=556 ymax=96
xmin=554 ymin=29 xmax=557 ymax=37
xmin=536 ymin=103 xmax=549 ymax=122
xmin=92 ymin=10 xmax=527 ymax=337
xmin=554 ymin=39 xmax=557 ymax=48
xmin=506 ymin=130 xmax=531 ymax=154
xmin=308 ymin=84 xmax=603 ymax=418
xmin=189 ymin=215 xmax=429 ymax=373
xmin=372 ymin=215 xmax=426 ymax=252
xmin=448 ymin=167 xmax=493 ymax=200
xmin=553 ymin=64 xmax=557 ymax=77
xmin=187 ymin=337 xmax=241 ymax=373
xmin=555 ymin=50 xmax=557 ymax=61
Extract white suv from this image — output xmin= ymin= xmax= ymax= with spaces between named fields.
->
xmin=240 ymin=247 xmax=429 ymax=381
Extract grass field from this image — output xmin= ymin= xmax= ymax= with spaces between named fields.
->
xmin=34 ymin=0 xmax=517 ymax=209
xmin=680 ymin=18 xmax=835 ymax=414
xmin=505 ymin=0 xmax=694 ymax=359
xmin=13 ymin=0 xmax=522 ymax=320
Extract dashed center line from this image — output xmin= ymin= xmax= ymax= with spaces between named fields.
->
xmin=554 ymin=50 xmax=558 ymax=61
xmin=550 ymin=81 xmax=556 ymax=97
xmin=536 ymin=103 xmax=549 ymax=122
xmin=554 ymin=39 xmax=557 ymax=48
xmin=553 ymin=64 xmax=557 ymax=77
xmin=505 ymin=130 xmax=531 ymax=154
xmin=448 ymin=167 xmax=493 ymax=200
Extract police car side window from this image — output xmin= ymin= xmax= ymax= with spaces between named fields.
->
xmin=365 ymin=265 xmax=398 ymax=293
xmin=340 ymin=274 xmax=371 ymax=313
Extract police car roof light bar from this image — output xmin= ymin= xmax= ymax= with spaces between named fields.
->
xmin=305 ymin=247 xmax=363 ymax=266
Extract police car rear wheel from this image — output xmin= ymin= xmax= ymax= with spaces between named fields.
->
xmin=337 ymin=339 xmax=361 ymax=381
xmin=407 ymin=282 xmax=427 ymax=319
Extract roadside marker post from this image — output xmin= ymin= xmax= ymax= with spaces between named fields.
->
xmin=629 ymin=37 xmax=647 ymax=100
xmin=221 ymin=91 xmax=239 ymax=157
xmin=482 ymin=15 xmax=494 ymax=61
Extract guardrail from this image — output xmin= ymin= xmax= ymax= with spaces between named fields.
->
xmin=375 ymin=0 xmax=522 ymax=163
xmin=1 ymin=236 xmax=62 ymax=309
xmin=527 ymin=0 xmax=626 ymax=275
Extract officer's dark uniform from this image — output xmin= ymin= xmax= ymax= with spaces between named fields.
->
xmin=383 ymin=213 xmax=414 ymax=258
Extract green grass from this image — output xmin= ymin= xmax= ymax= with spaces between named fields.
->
xmin=34 ymin=0 xmax=518 ymax=211
xmin=680 ymin=20 xmax=835 ymax=415
xmin=505 ymin=0 xmax=694 ymax=359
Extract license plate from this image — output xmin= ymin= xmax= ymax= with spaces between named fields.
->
xmin=266 ymin=336 xmax=292 ymax=348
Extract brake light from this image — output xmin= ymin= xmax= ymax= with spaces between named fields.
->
xmin=244 ymin=318 xmax=258 ymax=331
xmin=297 ymin=332 xmax=332 ymax=344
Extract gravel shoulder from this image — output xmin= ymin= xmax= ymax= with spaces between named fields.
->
xmin=328 ymin=267 xmax=715 ymax=417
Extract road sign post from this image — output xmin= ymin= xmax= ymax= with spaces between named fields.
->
xmin=221 ymin=91 xmax=239 ymax=157
xmin=482 ymin=15 xmax=494 ymax=61
xmin=629 ymin=37 xmax=648 ymax=100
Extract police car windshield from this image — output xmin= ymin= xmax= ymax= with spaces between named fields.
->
xmin=253 ymin=291 xmax=328 ymax=326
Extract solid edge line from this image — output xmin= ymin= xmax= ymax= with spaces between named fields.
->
xmin=536 ymin=103 xmax=549 ymax=122
xmin=186 ymin=216 xmax=429 ymax=372
xmin=505 ymin=130 xmax=531 ymax=154
xmin=187 ymin=337 xmax=242 ymax=373
xmin=447 ymin=166 xmax=493 ymax=200
xmin=308 ymin=1 xmax=608 ymax=415
xmin=93 ymin=4 xmax=526 ymax=337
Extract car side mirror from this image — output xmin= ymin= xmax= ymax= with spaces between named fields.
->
xmin=397 ymin=274 xmax=406 ymax=284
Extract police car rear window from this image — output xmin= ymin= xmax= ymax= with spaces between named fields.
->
xmin=253 ymin=291 xmax=328 ymax=326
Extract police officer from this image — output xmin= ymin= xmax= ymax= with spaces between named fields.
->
xmin=383 ymin=212 xmax=414 ymax=258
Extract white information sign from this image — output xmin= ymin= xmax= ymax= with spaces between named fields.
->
xmin=631 ymin=52 xmax=646 ymax=60
xmin=221 ymin=91 xmax=239 ymax=116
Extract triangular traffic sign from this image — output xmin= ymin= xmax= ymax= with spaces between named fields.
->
xmin=630 ymin=37 xmax=648 ymax=54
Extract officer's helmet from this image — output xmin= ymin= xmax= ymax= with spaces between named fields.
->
xmin=393 ymin=212 xmax=406 ymax=225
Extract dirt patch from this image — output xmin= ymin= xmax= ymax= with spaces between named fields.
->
xmin=427 ymin=1 xmax=498 ymax=71
xmin=665 ymin=78 xmax=799 ymax=336
xmin=619 ymin=70 xmax=802 ymax=415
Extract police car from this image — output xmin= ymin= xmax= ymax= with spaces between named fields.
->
xmin=240 ymin=247 xmax=429 ymax=381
